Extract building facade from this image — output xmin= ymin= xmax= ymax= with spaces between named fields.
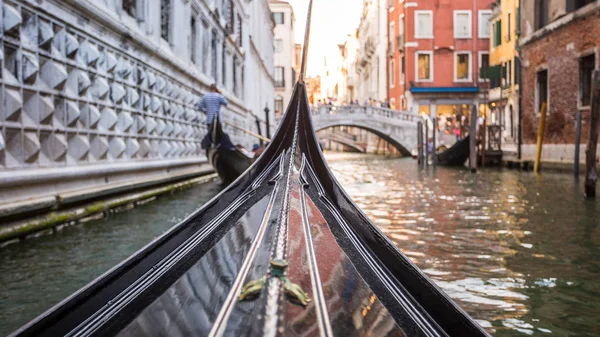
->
xmin=245 ymin=0 xmax=277 ymax=136
xmin=488 ymin=0 xmax=520 ymax=154
xmin=269 ymin=0 xmax=297 ymax=116
xmin=0 ymin=0 xmax=274 ymax=217
xmin=520 ymin=0 xmax=599 ymax=162
xmin=339 ymin=32 xmax=360 ymax=104
xmin=387 ymin=0 xmax=494 ymax=124
xmin=356 ymin=0 xmax=388 ymax=103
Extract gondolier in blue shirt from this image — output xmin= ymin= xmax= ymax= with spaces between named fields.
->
xmin=198 ymin=83 xmax=228 ymax=125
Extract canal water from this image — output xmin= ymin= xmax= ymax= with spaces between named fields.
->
xmin=1 ymin=155 xmax=599 ymax=336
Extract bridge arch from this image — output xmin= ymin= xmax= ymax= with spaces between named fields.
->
xmin=318 ymin=136 xmax=365 ymax=153
xmin=311 ymin=106 xmax=419 ymax=156
xmin=314 ymin=121 xmax=413 ymax=156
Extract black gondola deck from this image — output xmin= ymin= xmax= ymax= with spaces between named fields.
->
xmin=9 ymin=1 xmax=490 ymax=335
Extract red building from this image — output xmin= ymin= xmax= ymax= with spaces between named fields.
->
xmin=388 ymin=0 xmax=494 ymax=132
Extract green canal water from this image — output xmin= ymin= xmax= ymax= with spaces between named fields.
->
xmin=1 ymin=156 xmax=599 ymax=336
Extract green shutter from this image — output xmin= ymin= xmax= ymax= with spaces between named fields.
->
xmin=496 ymin=19 xmax=502 ymax=46
xmin=488 ymin=65 xmax=501 ymax=80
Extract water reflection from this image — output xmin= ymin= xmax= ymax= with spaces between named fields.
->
xmin=0 ymin=180 xmax=222 ymax=336
xmin=329 ymin=155 xmax=600 ymax=337
xmin=0 ymin=156 xmax=599 ymax=337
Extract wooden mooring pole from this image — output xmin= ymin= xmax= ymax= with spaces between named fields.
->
xmin=470 ymin=104 xmax=477 ymax=173
xmin=574 ymin=111 xmax=582 ymax=177
xmin=425 ymin=121 xmax=429 ymax=167
xmin=585 ymin=70 xmax=600 ymax=197
xmin=534 ymin=102 xmax=548 ymax=174
xmin=417 ymin=121 xmax=424 ymax=168
xmin=432 ymin=117 xmax=437 ymax=167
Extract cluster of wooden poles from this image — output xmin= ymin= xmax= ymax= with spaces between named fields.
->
xmin=534 ymin=70 xmax=600 ymax=197
xmin=416 ymin=104 xmax=479 ymax=172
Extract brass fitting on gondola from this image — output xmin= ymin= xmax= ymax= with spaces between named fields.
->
xmin=238 ymin=259 xmax=311 ymax=307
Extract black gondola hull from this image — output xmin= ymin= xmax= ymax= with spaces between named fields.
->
xmin=437 ymin=135 xmax=471 ymax=166
xmin=208 ymin=147 xmax=252 ymax=184
xmin=11 ymin=84 xmax=490 ymax=337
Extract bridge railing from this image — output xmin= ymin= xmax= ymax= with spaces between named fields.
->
xmin=314 ymin=105 xmax=420 ymax=122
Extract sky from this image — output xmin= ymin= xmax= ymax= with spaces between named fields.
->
xmin=286 ymin=0 xmax=363 ymax=76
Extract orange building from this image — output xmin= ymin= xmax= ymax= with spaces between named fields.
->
xmin=388 ymin=0 xmax=494 ymax=123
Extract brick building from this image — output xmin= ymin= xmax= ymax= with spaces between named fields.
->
xmin=520 ymin=0 xmax=599 ymax=163
xmin=387 ymin=0 xmax=494 ymax=131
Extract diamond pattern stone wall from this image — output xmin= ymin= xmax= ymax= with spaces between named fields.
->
xmin=0 ymin=0 xmax=253 ymax=171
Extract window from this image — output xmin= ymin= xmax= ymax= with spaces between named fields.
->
xmin=233 ymin=56 xmax=238 ymax=96
xmin=479 ymin=10 xmax=492 ymax=38
xmin=400 ymin=55 xmax=405 ymax=84
xmin=274 ymin=39 xmax=283 ymax=53
xmin=479 ymin=52 xmax=489 ymax=82
xmin=536 ymin=69 xmax=548 ymax=114
xmin=415 ymin=11 xmax=433 ymax=38
xmin=211 ymin=31 xmax=218 ymax=80
xmin=160 ymin=0 xmax=171 ymax=42
xmin=190 ymin=16 xmax=197 ymax=64
xmin=122 ymin=0 xmax=137 ymax=18
xmin=455 ymin=52 xmax=471 ymax=81
xmin=221 ymin=43 xmax=226 ymax=85
xmin=389 ymin=21 xmax=395 ymax=51
xmin=273 ymin=12 xmax=284 ymax=25
xmin=390 ymin=60 xmax=395 ymax=88
xmin=507 ymin=60 xmax=512 ymax=86
xmin=237 ymin=14 xmax=243 ymax=47
xmin=227 ymin=0 xmax=234 ymax=34
xmin=567 ymin=0 xmax=594 ymax=12
xmin=416 ymin=52 xmax=432 ymax=81
xmin=292 ymin=68 xmax=296 ymax=82
xmin=493 ymin=19 xmax=502 ymax=47
xmin=202 ymin=20 xmax=209 ymax=74
xmin=274 ymin=96 xmax=284 ymax=115
xmin=454 ymin=11 xmax=472 ymax=39
xmin=580 ymin=53 xmax=596 ymax=107
xmin=534 ymin=0 xmax=548 ymax=30
xmin=275 ymin=67 xmax=285 ymax=87
xmin=507 ymin=13 xmax=511 ymax=41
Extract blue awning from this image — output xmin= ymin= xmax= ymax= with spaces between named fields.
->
xmin=410 ymin=87 xmax=479 ymax=93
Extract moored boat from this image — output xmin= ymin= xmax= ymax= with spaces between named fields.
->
xmin=437 ymin=135 xmax=471 ymax=166
xmin=10 ymin=2 xmax=490 ymax=336
xmin=205 ymin=117 xmax=253 ymax=184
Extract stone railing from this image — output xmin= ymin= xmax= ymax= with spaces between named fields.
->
xmin=315 ymin=105 xmax=420 ymax=122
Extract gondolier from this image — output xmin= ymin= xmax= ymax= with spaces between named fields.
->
xmin=198 ymin=83 xmax=228 ymax=125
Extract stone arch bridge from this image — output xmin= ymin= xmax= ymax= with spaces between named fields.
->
xmin=312 ymin=106 xmax=420 ymax=155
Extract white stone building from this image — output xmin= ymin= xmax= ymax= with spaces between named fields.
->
xmin=245 ymin=0 xmax=276 ymax=137
xmin=355 ymin=0 xmax=388 ymax=103
xmin=0 ymin=0 xmax=274 ymax=219
xmin=339 ymin=32 xmax=360 ymax=104
xmin=269 ymin=0 xmax=297 ymax=116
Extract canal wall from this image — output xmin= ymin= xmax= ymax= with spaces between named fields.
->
xmin=0 ymin=1 xmax=261 ymax=222
xmin=0 ymin=173 xmax=218 ymax=244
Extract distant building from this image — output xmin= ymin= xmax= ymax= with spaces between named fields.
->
xmin=305 ymin=76 xmax=322 ymax=106
xmin=356 ymin=0 xmax=388 ymax=103
xmin=488 ymin=0 xmax=520 ymax=154
xmin=387 ymin=0 xmax=494 ymax=120
xmin=246 ymin=0 xmax=277 ymax=136
xmin=339 ymin=32 xmax=360 ymax=104
xmin=270 ymin=0 xmax=298 ymax=116
xmin=519 ymin=0 xmax=599 ymax=163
